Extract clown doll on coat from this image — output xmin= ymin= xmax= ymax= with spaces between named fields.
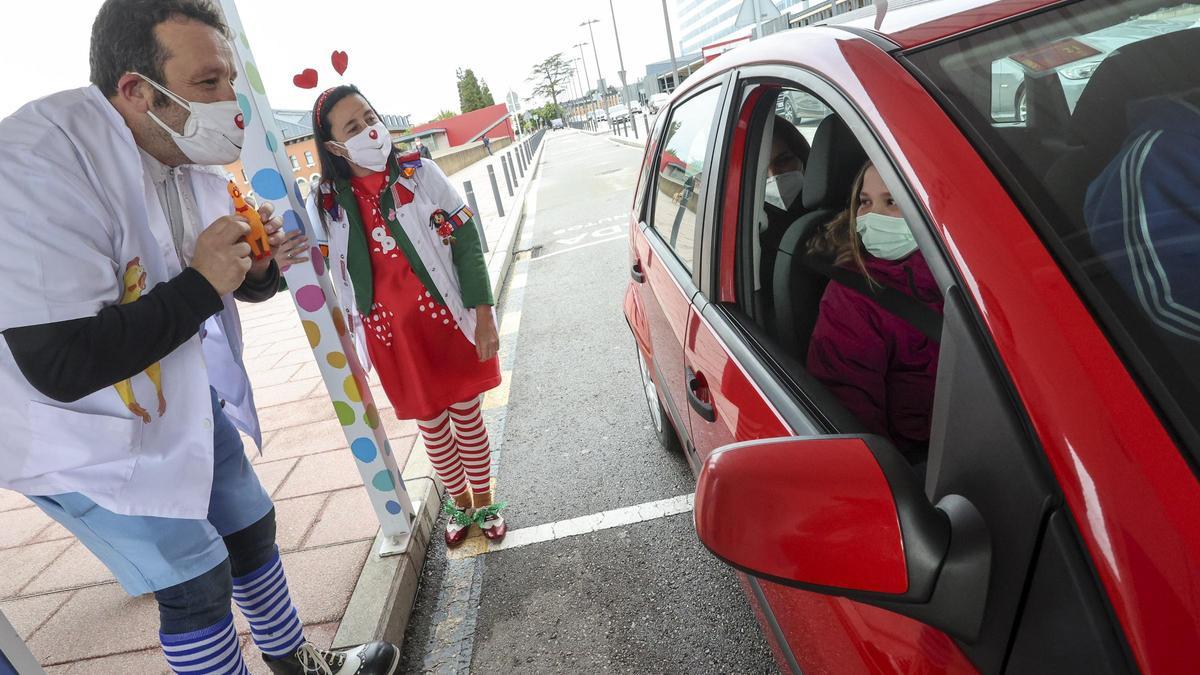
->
xmin=305 ymin=84 xmax=507 ymax=548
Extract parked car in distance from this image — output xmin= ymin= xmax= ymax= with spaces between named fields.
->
xmin=608 ymin=104 xmax=631 ymax=123
xmin=550 ymin=118 xmax=564 ymax=130
xmin=648 ymin=92 xmax=670 ymax=113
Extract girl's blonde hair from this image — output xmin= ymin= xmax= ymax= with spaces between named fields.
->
xmin=805 ymin=162 xmax=873 ymax=279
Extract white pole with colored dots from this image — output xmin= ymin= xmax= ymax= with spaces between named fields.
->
xmin=217 ymin=0 xmax=417 ymax=554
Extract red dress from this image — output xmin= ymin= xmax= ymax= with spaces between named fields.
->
xmin=350 ymin=171 xmax=501 ymax=421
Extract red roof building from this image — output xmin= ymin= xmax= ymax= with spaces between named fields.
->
xmin=404 ymin=103 xmax=515 ymax=150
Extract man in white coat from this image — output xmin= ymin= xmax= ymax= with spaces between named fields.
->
xmin=0 ymin=1 xmax=398 ymax=674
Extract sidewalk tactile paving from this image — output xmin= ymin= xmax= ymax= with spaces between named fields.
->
xmin=0 ymin=539 xmax=72 ymax=600
xmin=303 ymin=488 xmax=381 ymax=548
xmin=21 ymin=541 xmax=115 ymax=595
xmin=0 ymin=591 xmax=73 ymax=640
xmin=273 ymin=493 xmax=330 ymax=552
xmin=274 ymin=450 xmax=367 ymax=500
xmin=0 ymin=507 xmax=53 ymax=549
xmin=26 ymin=583 xmax=160 ymax=665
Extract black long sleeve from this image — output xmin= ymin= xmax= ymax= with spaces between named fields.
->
xmin=234 ymin=260 xmax=281 ymax=303
xmin=2 ymin=267 xmax=224 ymax=403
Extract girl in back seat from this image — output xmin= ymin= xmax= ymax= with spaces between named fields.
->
xmin=805 ymin=161 xmax=943 ymax=461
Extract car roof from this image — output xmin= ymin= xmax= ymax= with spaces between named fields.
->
xmin=842 ymin=0 xmax=1060 ymax=49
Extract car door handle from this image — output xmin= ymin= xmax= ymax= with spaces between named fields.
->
xmin=686 ymin=367 xmax=716 ymax=423
xmin=631 ymin=261 xmax=645 ymax=283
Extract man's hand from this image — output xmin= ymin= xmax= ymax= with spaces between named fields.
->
xmin=248 ymin=201 xmax=290 ymax=278
xmin=192 ymin=216 xmax=252 ymax=296
xmin=474 ymin=305 xmax=500 ymax=362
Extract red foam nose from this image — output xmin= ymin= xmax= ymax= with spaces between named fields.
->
xmin=234 ymin=113 xmax=245 ymax=130
xmin=369 ymin=129 xmax=378 ymax=140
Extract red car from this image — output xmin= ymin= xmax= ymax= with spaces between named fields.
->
xmin=623 ymin=1 xmax=1199 ymax=673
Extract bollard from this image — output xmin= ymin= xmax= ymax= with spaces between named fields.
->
xmin=643 ymin=113 xmax=651 ymax=138
xmin=501 ymin=157 xmax=514 ymax=197
xmin=516 ymin=150 xmax=525 ymax=178
xmin=632 ymin=115 xmax=639 ymax=140
xmin=487 ymin=164 xmax=505 ymax=218
xmin=508 ymin=153 xmax=519 ymax=187
xmin=462 ymin=180 xmax=488 ymax=253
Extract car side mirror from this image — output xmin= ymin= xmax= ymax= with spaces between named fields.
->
xmin=694 ymin=435 xmax=991 ymax=642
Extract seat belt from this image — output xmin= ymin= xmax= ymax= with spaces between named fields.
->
xmin=805 ymin=257 xmax=943 ymax=343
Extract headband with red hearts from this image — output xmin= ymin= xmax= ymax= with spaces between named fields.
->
xmin=296 ymin=51 xmax=350 ymax=130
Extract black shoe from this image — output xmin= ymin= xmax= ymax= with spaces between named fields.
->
xmin=264 ymin=641 xmax=400 ymax=675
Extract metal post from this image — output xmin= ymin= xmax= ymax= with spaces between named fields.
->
xmin=661 ymin=0 xmax=680 ymax=93
xmin=501 ymin=157 xmax=514 ymax=197
xmin=487 ymin=164 xmax=506 ymax=218
xmin=508 ymin=152 xmax=519 ymax=187
xmin=516 ymin=149 xmax=526 ymax=177
xmin=463 ymin=180 xmax=488 ymax=253
xmin=643 ymin=112 xmax=651 ymax=137
xmin=609 ymin=0 xmax=632 ymax=113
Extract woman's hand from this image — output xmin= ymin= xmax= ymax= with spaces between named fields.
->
xmin=475 ymin=305 xmax=500 ymax=362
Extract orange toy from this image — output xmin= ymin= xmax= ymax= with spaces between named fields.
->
xmin=227 ymin=181 xmax=271 ymax=260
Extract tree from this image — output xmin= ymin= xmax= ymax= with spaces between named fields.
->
xmin=432 ymin=110 xmax=457 ymax=122
xmin=528 ymin=53 xmax=573 ymax=115
xmin=457 ymin=68 xmax=494 ymax=113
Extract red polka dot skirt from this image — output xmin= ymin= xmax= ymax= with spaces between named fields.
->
xmin=350 ymin=171 xmax=501 ymax=420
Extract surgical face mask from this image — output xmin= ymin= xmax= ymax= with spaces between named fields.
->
xmin=765 ymin=170 xmax=802 ymax=210
xmin=856 ymin=211 xmax=918 ymax=260
xmin=139 ymin=74 xmax=244 ymax=165
xmin=333 ymin=122 xmax=392 ymax=172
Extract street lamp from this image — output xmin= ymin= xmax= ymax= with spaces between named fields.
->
xmin=660 ymin=0 xmax=681 ymax=93
xmin=580 ymin=19 xmax=604 ymax=109
xmin=608 ymin=0 xmax=631 ymax=109
xmin=572 ymin=41 xmax=593 ymax=108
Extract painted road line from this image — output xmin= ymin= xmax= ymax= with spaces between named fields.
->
xmin=447 ymin=493 xmax=696 ymax=560
xmin=532 ymin=235 xmax=629 ymax=262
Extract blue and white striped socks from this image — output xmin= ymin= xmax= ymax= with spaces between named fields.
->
xmin=230 ymin=551 xmax=306 ymax=658
xmin=160 ymin=613 xmax=249 ymax=674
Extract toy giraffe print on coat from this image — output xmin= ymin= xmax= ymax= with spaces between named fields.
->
xmin=112 ymin=258 xmax=166 ymax=424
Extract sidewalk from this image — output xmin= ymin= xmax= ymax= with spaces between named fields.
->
xmin=0 ymin=141 xmax=540 ymax=674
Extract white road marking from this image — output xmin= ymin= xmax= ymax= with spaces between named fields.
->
xmin=533 ymin=235 xmax=628 ymax=261
xmin=454 ymin=493 xmax=696 ymax=559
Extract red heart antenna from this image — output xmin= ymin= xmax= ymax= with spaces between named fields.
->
xmin=293 ymin=68 xmax=319 ymax=89
xmin=332 ymin=51 xmax=349 ymax=76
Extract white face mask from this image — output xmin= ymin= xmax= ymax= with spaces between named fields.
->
xmin=856 ymin=212 xmax=918 ymax=260
xmin=138 ymin=74 xmax=244 ymax=165
xmin=765 ymin=170 xmax=803 ymax=210
xmin=333 ymin=122 xmax=392 ymax=172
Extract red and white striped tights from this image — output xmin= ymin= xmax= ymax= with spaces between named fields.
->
xmin=417 ymin=398 xmax=492 ymax=498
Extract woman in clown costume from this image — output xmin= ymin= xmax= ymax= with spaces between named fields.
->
xmin=306 ymin=85 xmax=506 ymax=548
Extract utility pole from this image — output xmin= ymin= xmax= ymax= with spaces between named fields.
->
xmin=660 ymin=0 xmax=681 ymax=93
xmin=608 ymin=0 xmax=631 ymax=109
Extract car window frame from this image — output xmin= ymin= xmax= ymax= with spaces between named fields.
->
xmin=643 ymin=76 xmax=732 ymax=287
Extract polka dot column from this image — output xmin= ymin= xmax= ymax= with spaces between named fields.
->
xmin=219 ymin=0 xmax=415 ymax=542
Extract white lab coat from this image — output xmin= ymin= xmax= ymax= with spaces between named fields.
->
xmin=0 ymin=86 xmax=260 ymax=519
xmin=305 ymin=159 xmax=480 ymax=372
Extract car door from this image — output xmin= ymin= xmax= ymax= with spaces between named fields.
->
xmin=630 ymin=81 xmax=728 ymax=462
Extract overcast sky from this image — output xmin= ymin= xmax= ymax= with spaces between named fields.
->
xmin=0 ymin=0 xmax=685 ymax=123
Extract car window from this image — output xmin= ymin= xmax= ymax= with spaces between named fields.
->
xmin=731 ymin=83 xmax=942 ymax=466
xmin=906 ymin=0 xmax=1200 ymax=462
xmin=650 ymin=87 xmax=722 ymax=272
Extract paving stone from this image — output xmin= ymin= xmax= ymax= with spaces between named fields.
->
xmin=250 ymin=379 xmax=320 ymax=409
xmin=261 ymin=418 xmax=353 ymax=461
xmin=257 ymin=397 xmax=339 ymax=433
xmin=248 ymin=363 xmax=303 ymax=388
xmin=275 ymin=450 xmax=366 ymax=500
xmin=30 ymin=521 xmax=74 ymax=545
xmin=304 ymin=488 xmax=381 ymax=548
xmin=253 ymin=457 xmax=299 ymax=499
xmin=27 ymin=583 xmax=160 ymax=665
xmin=279 ymin=540 xmax=373 ymax=624
xmin=0 ymin=488 xmax=31 ymax=513
xmin=0 ymin=540 xmax=72 ymax=600
xmin=273 ymin=493 xmax=329 ymax=552
xmin=22 ymin=541 xmax=115 ymax=595
xmin=0 ymin=591 xmax=73 ymax=640
xmin=51 ymin=647 xmax=169 ymax=674
xmin=289 ymin=361 xmax=322 ymax=382
xmin=274 ymin=348 xmax=319 ymax=369
xmin=0 ymin=506 xmax=53 ymax=549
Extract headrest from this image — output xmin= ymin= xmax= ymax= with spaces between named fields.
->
xmin=1069 ymin=28 xmax=1200 ymax=150
xmin=802 ymin=115 xmax=867 ymax=211
xmin=772 ymin=115 xmax=811 ymax=169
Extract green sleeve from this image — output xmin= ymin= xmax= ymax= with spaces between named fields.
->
xmin=450 ymin=217 xmax=493 ymax=307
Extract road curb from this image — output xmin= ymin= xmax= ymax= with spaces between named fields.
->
xmin=607 ymin=135 xmax=645 ymax=150
xmin=331 ymin=134 xmax=549 ymax=652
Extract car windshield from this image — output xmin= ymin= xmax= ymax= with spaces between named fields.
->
xmin=905 ymin=0 xmax=1200 ymax=462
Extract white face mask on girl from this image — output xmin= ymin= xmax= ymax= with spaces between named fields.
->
xmin=333 ymin=122 xmax=392 ymax=172
xmin=856 ymin=212 xmax=919 ymax=260
xmin=138 ymin=74 xmax=244 ymax=165
xmin=765 ymin=170 xmax=803 ymax=210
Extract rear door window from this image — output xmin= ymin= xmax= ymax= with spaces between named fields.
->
xmin=905 ymin=0 xmax=1200 ymax=463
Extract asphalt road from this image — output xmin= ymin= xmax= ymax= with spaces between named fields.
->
xmin=400 ymin=131 xmax=776 ymax=674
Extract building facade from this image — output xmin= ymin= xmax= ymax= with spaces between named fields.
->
xmin=674 ymin=0 xmax=809 ymax=55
